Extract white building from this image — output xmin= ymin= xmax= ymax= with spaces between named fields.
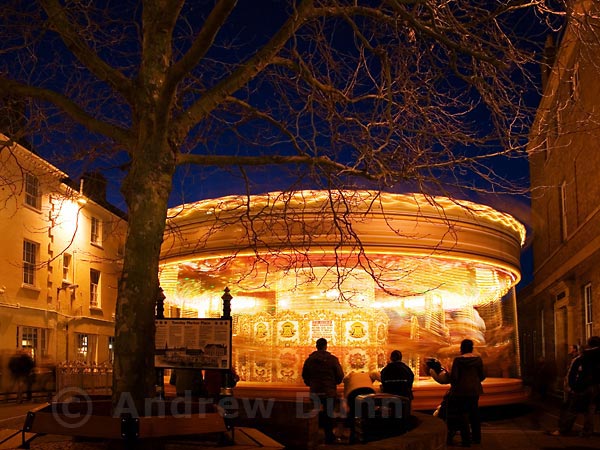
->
xmin=0 ymin=133 xmax=126 ymax=372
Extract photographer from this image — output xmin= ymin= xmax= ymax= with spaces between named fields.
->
xmin=427 ymin=339 xmax=485 ymax=447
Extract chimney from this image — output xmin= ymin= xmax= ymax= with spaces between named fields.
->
xmin=81 ymin=172 xmax=107 ymax=203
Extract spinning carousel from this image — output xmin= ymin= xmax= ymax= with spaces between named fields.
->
xmin=159 ymin=191 xmax=527 ymax=409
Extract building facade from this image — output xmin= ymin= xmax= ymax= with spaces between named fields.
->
xmin=0 ymin=134 xmax=126 ymax=375
xmin=519 ymin=0 xmax=600 ymax=386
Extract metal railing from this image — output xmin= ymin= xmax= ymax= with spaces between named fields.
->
xmin=55 ymin=361 xmax=113 ymax=395
xmin=1 ymin=361 xmax=113 ymax=402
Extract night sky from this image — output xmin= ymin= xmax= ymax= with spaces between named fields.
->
xmin=17 ymin=1 xmax=549 ymax=288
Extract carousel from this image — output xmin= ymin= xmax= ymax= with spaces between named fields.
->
xmin=159 ymin=190 xmax=527 ymax=409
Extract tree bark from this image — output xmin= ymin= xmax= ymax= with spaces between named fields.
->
xmin=110 ymin=0 xmax=179 ymax=412
xmin=112 ymin=137 xmax=175 ymax=414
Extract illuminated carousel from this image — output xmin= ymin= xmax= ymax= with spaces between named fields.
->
xmin=159 ymin=191 xmax=527 ymax=409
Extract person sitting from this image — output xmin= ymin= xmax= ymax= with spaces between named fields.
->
xmin=380 ymin=350 xmax=415 ymax=404
xmin=343 ymin=371 xmax=376 ymax=443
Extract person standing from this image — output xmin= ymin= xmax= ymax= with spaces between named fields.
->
xmin=302 ymin=338 xmax=344 ymax=444
xmin=431 ymin=339 xmax=485 ymax=447
xmin=550 ymin=335 xmax=600 ymax=437
xmin=580 ymin=336 xmax=600 ymax=436
xmin=8 ymin=351 xmax=35 ymax=403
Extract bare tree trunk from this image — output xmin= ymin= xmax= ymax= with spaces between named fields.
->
xmin=112 ymin=138 xmax=175 ymax=413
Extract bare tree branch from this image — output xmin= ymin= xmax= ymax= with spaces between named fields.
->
xmin=173 ymin=0 xmax=315 ymax=140
xmin=39 ymin=0 xmax=133 ymax=99
xmin=165 ymin=0 xmax=237 ymax=95
xmin=0 ymin=78 xmax=133 ymax=147
xmin=176 ymin=152 xmax=374 ymax=179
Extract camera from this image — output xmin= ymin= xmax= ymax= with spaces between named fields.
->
xmin=425 ymin=357 xmax=444 ymax=374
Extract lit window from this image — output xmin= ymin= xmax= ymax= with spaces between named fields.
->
xmin=62 ymin=253 xmax=72 ymax=282
xmin=77 ymin=334 xmax=88 ymax=360
xmin=108 ymin=336 xmax=115 ymax=363
xmin=91 ymin=216 xmax=102 ymax=245
xmin=16 ymin=326 xmax=47 ymax=360
xmin=22 ymin=240 xmax=38 ymax=286
xmin=90 ymin=269 xmax=100 ymax=308
xmin=20 ymin=327 xmax=37 ymax=350
xmin=24 ymin=172 xmax=41 ymax=209
xmin=584 ymin=283 xmax=593 ymax=340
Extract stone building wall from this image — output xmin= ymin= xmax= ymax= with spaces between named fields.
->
xmin=519 ymin=0 xmax=600 ymax=386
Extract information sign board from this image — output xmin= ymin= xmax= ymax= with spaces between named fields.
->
xmin=154 ymin=318 xmax=232 ymax=370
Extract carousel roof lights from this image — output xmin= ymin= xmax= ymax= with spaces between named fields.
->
xmin=166 ymin=191 xmax=526 ymax=245
xmin=160 ymin=190 xmax=524 ymax=313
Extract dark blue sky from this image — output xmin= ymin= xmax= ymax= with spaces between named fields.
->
xmin=25 ymin=1 xmax=548 ymax=211
xmin=24 ymin=1 xmax=548 ymax=289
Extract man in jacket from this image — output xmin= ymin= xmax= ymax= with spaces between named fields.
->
xmin=450 ymin=339 xmax=486 ymax=447
xmin=550 ymin=335 xmax=600 ymax=437
xmin=580 ymin=335 xmax=600 ymax=436
xmin=380 ymin=350 xmax=415 ymax=399
xmin=302 ymin=338 xmax=344 ymax=444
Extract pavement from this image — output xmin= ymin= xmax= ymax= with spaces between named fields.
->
xmin=470 ymin=400 xmax=600 ymax=450
xmin=0 ymin=396 xmax=599 ymax=449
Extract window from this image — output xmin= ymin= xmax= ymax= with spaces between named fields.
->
xmin=584 ymin=283 xmax=593 ymax=340
xmin=24 ymin=172 xmax=41 ymax=209
xmin=90 ymin=269 xmax=100 ymax=308
xmin=22 ymin=240 xmax=38 ymax=286
xmin=16 ymin=326 xmax=48 ymax=360
xmin=62 ymin=253 xmax=72 ymax=282
xmin=108 ymin=336 xmax=115 ymax=363
xmin=77 ymin=333 xmax=88 ymax=359
xmin=559 ymin=181 xmax=567 ymax=241
xmin=91 ymin=216 xmax=102 ymax=245
xmin=76 ymin=333 xmax=97 ymax=362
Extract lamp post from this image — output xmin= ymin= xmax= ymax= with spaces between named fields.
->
xmin=220 ymin=287 xmax=235 ymax=437
xmin=221 ymin=287 xmax=232 ymax=319
xmin=221 ymin=287 xmax=233 ymax=393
